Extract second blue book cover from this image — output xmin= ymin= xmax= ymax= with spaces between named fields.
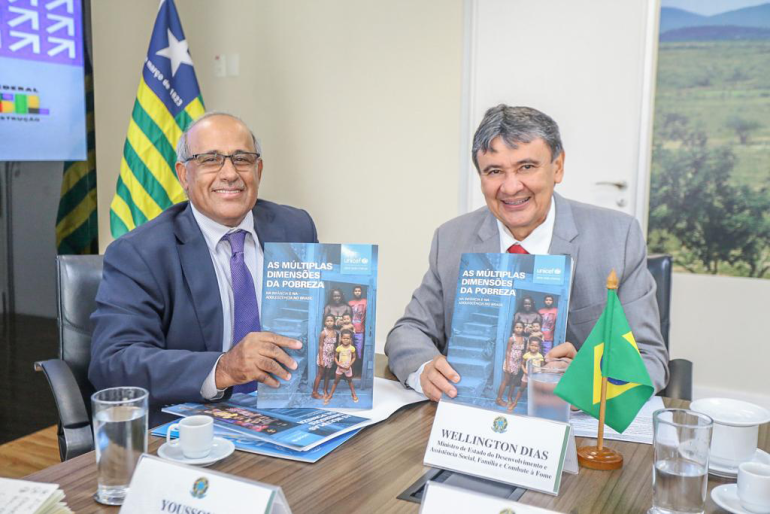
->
xmin=258 ymin=243 xmax=378 ymax=409
xmin=447 ymin=253 xmax=573 ymax=415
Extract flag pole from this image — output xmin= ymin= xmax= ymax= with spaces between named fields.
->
xmin=596 ymin=270 xmax=618 ymax=452
xmin=597 ymin=376 xmax=608 ymax=451
xmin=576 ymin=270 xmax=624 ymax=470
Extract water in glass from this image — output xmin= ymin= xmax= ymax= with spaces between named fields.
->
xmin=652 ymin=458 xmax=708 ymax=514
xmin=651 ymin=409 xmax=713 ymax=514
xmin=528 ymin=366 xmax=570 ymax=423
xmin=93 ymin=405 xmax=147 ymax=504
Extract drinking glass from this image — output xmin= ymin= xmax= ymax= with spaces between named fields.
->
xmin=527 ymin=358 xmax=570 ymax=423
xmin=650 ymin=408 xmax=713 ymax=514
xmin=92 ymin=386 xmax=149 ymax=505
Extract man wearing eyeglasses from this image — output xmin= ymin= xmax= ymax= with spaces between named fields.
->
xmin=90 ymin=112 xmax=317 ymax=425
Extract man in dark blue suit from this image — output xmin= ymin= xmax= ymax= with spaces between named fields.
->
xmin=90 ymin=113 xmax=317 ymax=425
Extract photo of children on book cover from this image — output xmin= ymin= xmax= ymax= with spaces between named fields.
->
xmin=259 ymin=243 xmax=378 ymax=409
xmin=447 ymin=253 xmax=572 ymax=414
xmin=164 ymin=393 xmax=369 ymax=450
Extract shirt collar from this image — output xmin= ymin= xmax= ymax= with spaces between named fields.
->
xmin=497 ymin=196 xmax=556 ymax=254
xmin=189 ymin=203 xmax=259 ymax=252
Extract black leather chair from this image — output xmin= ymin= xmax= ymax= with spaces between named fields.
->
xmin=646 ymin=254 xmax=693 ymax=400
xmin=35 ymin=255 xmax=103 ymax=461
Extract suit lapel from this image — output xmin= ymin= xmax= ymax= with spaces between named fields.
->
xmin=175 ymin=203 xmax=224 ymax=352
xmin=253 ymin=201 xmax=286 ymax=247
xmin=471 ymin=210 xmax=500 ymax=253
xmin=549 ymin=192 xmax=580 ymax=266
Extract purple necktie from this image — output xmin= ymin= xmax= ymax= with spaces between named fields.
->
xmin=223 ymin=230 xmax=260 ymax=394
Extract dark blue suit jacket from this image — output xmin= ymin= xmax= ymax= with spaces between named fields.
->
xmin=89 ymin=200 xmax=318 ymax=425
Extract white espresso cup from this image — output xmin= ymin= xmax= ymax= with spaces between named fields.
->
xmin=710 ymin=423 xmax=758 ymax=468
xmin=691 ymin=398 xmax=770 ymax=469
xmin=166 ymin=415 xmax=214 ymax=459
xmin=738 ymin=462 xmax=770 ymax=514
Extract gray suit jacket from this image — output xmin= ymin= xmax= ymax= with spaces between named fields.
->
xmin=385 ymin=193 xmax=669 ymax=392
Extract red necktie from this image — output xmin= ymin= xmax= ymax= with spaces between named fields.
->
xmin=507 ymin=244 xmax=529 ymax=254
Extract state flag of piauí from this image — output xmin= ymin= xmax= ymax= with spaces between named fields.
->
xmin=554 ymin=288 xmax=654 ymax=433
xmin=109 ymin=0 xmax=204 ymax=238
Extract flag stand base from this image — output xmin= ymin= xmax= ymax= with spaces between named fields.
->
xmin=577 ymin=446 xmax=623 ymax=470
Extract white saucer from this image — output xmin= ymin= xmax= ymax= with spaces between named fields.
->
xmin=709 ymin=449 xmax=770 ymax=479
xmin=712 ymin=484 xmax=756 ymax=514
xmin=691 ymin=398 xmax=770 ymax=427
xmin=157 ymin=437 xmax=235 ymax=466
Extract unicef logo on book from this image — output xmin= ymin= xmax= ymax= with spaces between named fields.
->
xmin=340 ymin=244 xmax=374 ymax=275
xmin=533 ymin=255 xmax=566 ymax=285
xmin=492 ymin=416 xmax=508 ymax=434
xmin=190 ymin=477 xmax=209 ymax=499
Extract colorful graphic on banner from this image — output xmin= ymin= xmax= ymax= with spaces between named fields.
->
xmin=0 ymin=92 xmax=49 ymax=114
xmin=0 ymin=0 xmax=87 ymax=160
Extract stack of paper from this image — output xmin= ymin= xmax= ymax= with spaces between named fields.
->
xmin=0 ymin=478 xmax=72 ymax=514
xmin=569 ymin=396 xmax=665 ymax=445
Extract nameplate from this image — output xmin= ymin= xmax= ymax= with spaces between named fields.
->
xmin=120 ymin=454 xmax=291 ymax=514
xmin=420 ymin=481 xmax=560 ymax=513
xmin=424 ymin=401 xmax=575 ymax=495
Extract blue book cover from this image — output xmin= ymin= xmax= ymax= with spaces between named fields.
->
xmin=162 ymin=393 xmax=369 ymax=452
xmin=259 ymin=243 xmax=378 ymax=409
xmin=446 ymin=253 xmax=573 ymax=414
xmin=152 ymin=421 xmax=360 ymax=463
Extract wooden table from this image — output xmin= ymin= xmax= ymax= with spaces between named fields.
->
xmin=25 ymin=357 xmax=769 ymax=513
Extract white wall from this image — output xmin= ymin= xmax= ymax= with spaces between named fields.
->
xmin=672 ymin=274 xmax=770 ymax=408
xmin=91 ymin=0 xmax=465 ymax=353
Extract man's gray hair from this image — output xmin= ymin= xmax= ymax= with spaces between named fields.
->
xmin=471 ymin=105 xmax=563 ymax=171
xmin=175 ymin=111 xmax=262 ymax=163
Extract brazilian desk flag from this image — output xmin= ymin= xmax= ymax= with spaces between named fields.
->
xmin=554 ymin=288 xmax=654 ymax=433
xmin=109 ymin=0 xmax=204 ymax=238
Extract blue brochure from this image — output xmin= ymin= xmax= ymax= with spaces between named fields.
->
xmin=446 ymin=253 xmax=573 ymax=414
xmin=152 ymin=421 xmax=361 ymax=463
xmin=162 ymin=393 xmax=370 ymax=452
xmin=259 ymin=243 xmax=378 ymax=409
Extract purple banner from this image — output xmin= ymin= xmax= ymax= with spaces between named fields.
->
xmin=0 ymin=0 xmax=83 ymax=66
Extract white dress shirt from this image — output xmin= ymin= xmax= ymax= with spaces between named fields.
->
xmin=190 ymin=204 xmax=264 ymax=399
xmin=405 ymin=197 xmax=557 ymax=394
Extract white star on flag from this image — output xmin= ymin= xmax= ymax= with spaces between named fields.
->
xmin=155 ymin=29 xmax=194 ymax=76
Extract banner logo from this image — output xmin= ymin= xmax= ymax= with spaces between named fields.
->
xmin=0 ymin=85 xmax=48 ymax=120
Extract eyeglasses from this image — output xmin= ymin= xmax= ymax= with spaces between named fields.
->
xmin=184 ymin=151 xmax=261 ymax=172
